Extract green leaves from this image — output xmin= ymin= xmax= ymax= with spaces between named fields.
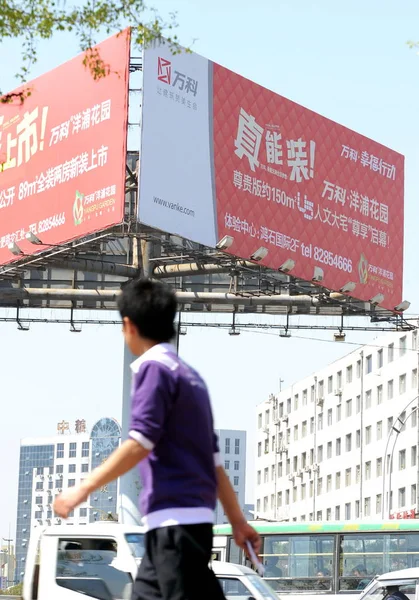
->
xmin=0 ymin=0 xmax=179 ymax=98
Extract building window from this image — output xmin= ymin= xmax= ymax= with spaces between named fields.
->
xmin=388 ymin=343 xmax=394 ymax=362
xmin=355 ymin=500 xmax=360 ymax=518
xmin=356 ymin=465 xmax=360 ymax=483
xmin=365 ymin=461 xmax=371 ymax=480
xmin=69 ymin=464 xmax=76 ymax=473
xmin=377 ymin=421 xmax=383 ymax=440
xmin=310 ymin=481 xmax=314 ymax=498
xmin=316 ymin=510 xmax=322 ymax=521
xmin=412 ymin=447 xmax=417 ymax=467
xmin=327 ymin=441 xmax=332 ymax=459
xmin=411 ymin=485 xmax=417 ymax=505
xmin=69 ymin=442 xmax=77 ymax=458
xmin=327 ymin=475 xmax=332 ymax=492
xmin=377 ymin=385 xmax=383 ymax=405
xmin=271 ymin=436 xmax=275 ymax=452
xmin=257 ymin=471 xmax=261 ymax=485
xmin=271 ymin=465 xmax=275 ymax=481
xmin=377 ymin=349 xmax=383 ymax=368
xmin=345 ymin=434 xmax=352 ymax=452
xmin=35 ymin=482 xmax=43 ymax=491
xmin=301 ymin=484 xmax=306 ymax=499
xmin=388 ymin=380 xmax=394 ymax=399
xmin=36 ymin=467 xmax=43 ymax=475
xmin=55 ymin=480 xmax=61 ymax=488
xmin=318 ymin=413 xmax=323 ymax=431
xmin=279 ymin=403 xmax=284 ymax=418
xmin=336 ymin=438 xmax=341 ymax=456
xmin=264 ymin=439 xmax=269 ymax=454
xmin=388 ymin=416 xmax=393 ymax=434
xmin=225 ymin=439 xmax=230 ymax=454
xmin=301 ymin=452 xmax=307 ymax=468
xmin=293 ymin=456 xmax=298 ymax=472
xmin=35 ymin=496 xmax=42 ymax=505
xmin=294 ymin=394 xmax=299 ymax=410
xmin=346 ymin=365 xmax=353 ymax=383
xmin=285 ymin=490 xmax=290 ymax=505
xmin=327 ymin=409 xmax=332 ymax=426
xmin=335 ymin=506 xmax=341 ymax=520
xmin=257 ymin=442 xmax=261 ymax=457
xmin=399 ymin=374 xmax=406 ymax=395
xmin=318 ymin=445 xmax=323 ymax=462
xmin=56 ymin=443 xmax=64 ymax=459
xmin=278 ymin=462 xmax=283 ymax=477
xmin=318 ymin=380 xmax=324 ymax=398
xmin=311 ymin=385 xmax=315 ymax=402
xmin=264 ymin=468 xmax=268 ymax=483
xmin=345 ymin=468 xmax=351 ymax=487
xmin=328 ymin=376 xmax=333 ymax=394
xmin=286 ymin=459 xmax=291 ymax=475
xmin=263 ymin=497 xmax=268 ymax=513
xmin=225 ymin=460 xmax=230 ymax=470
xmin=413 ymin=331 xmax=418 ymax=350
xmin=81 ymin=463 xmax=89 ymax=473
xmin=48 ymin=481 xmax=53 ymax=490
xmin=234 ymin=476 xmax=239 ymax=486
xmin=303 ymin=390 xmax=308 ymax=405
xmin=346 ymin=399 xmax=352 ymax=418
xmin=365 ymin=426 xmax=372 ymax=445
xmin=82 ymin=442 xmax=89 ymax=458
xmin=413 ymin=370 xmax=419 ymax=390
xmin=377 ymin=458 xmax=383 ymax=476
xmin=337 ymin=371 xmax=342 ymax=389
xmin=364 ymin=497 xmax=371 ymax=517
xmin=293 ymin=486 xmax=297 ymax=502
xmin=356 ymin=429 xmax=361 ymax=448
xmin=235 ymin=439 xmax=240 ymax=454
xmin=35 ymin=511 xmax=42 ymax=520
xmin=365 ymin=390 xmax=372 ymax=409
xmin=294 ymin=425 xmax=298 ymax=441
xmin=336 ymin=472 xmax=341 ymax=490
xmin=356 ymin=395 xmax=361 ymax=414
xmin=278 ymin=492 xmax=282 ymax=507
xmin=258 ymin=414 xmax=262 ymax=429
xmin=413 ymin=409 xmax=418 ymax=429
xmin=376 ymin=494 xmax=382 ymax=514
xmin=302 ymin=421 xmax=307 ymax=437
xmin=68 ymin=479 xmax=76 ymax=487
xmin=345 ymin=503 xmax=351 ymax=520
xmin=56 ymin=464 xmax=63 ymax=474
xmin=356 ymin=360 xmax=361 ymax=378
xmin=366 ymin=355 xmax=372 ymax=374
xmin=399 ymin=449 xmax=406 ymax=470
xmin=234 ymin=461 xmax=239 ymax=471
xmin=310 ymin=449 xmax=314 ymax=465
xmin=265 ymin=410 xmax=270 ymax=425
xmin=79 ymin=508 xmax=88 ymax=518
xmin=310 ymin=417 xmax=315 ymax=434
xmin=399 ymin=487 xmax=406 ymax=507
xmin=400 ymin=336 xmax=407 ymax=357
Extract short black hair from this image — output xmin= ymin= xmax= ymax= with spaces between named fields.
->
xmin=118 ymin=278 xmax=177 ymax=343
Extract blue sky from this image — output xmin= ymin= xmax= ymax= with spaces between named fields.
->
xmin=1 ymin=0 xmax=419 ymax=541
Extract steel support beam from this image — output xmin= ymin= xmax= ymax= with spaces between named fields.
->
xmin=152 ymin=261 xmax=257 ymax=278
xmin=52 ymin=258 xmax=140 ymax=279
xmin=0 ymin=287 xmax=318 ymax=306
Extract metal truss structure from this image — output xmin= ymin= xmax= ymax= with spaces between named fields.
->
xmin=0 ymin=58 xmax=413 ymax=334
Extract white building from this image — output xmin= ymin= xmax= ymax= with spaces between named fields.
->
xmin=15 ymin=417 xmax=121 ymax=581
xmin=255 ymin=329 xmax=419 ymax=522
xmin=214 ymin=429 xmax=247 ymax=523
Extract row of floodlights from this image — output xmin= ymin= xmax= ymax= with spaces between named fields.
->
xmin=216 ymin=235 xmax=410 ymax=313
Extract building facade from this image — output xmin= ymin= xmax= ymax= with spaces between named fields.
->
xmin=255 ymin=330 xmax=419 ymax=522
xmin=214 ymin=429 xmax=247 ymax=523
xmin=15 ymin=417 xmax=121 ymax=582
xmin=0 ymin=544 xmax=15 ymax=590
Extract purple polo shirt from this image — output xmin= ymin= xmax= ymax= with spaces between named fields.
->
xmin=129 ymin=343 xmax=220 ymax=531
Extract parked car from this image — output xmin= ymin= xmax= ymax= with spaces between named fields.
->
xmin=358 ymin=567 xmax=419 ymax=600
xmin=212 ymin=560 xmax=278 ymax=599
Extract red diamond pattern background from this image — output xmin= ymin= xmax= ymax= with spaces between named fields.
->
xmin=212 ymin=63 xmax=404 ymax=309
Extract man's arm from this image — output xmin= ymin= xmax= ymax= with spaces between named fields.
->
xmin=53 ymin=439 xmax=149 ymax=518
xmin=216 ymin=465 xmax=261 ymax=556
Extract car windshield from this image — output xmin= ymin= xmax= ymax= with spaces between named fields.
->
xmin=360 ymin=579 xmax=417 ymax=600
xmin=125 ymin=533 xmax=145 ymax=561
xmin=247 ymin=574 xmax=278 ymax=599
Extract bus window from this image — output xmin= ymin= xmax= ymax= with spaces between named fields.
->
xmin=339 ymin=533 xmax=384 ymax=591
xmin=262 ymin=535 xmax=334 ymax=592
xmin=228 ymin=537 xmax=244 ymax=566
xmin=387 ymin=533 xmax=419 ymax=572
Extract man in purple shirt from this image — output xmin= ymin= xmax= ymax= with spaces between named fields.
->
xmin=54 ymin=278 xmax=260 ymax=600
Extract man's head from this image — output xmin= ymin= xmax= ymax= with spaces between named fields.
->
xmin=118 ymin=279 xmax=177 ymax=355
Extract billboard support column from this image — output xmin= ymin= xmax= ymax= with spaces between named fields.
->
xmin=117 ymin=342 xmax=142 ymax=525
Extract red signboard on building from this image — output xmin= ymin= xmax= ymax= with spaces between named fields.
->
xmin=140 ymin=41 xmax=404 ymax=311
xmin=0 ymin=30 xmax=130 ymax=267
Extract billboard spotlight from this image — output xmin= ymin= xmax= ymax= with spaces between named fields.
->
xmin=250 ymin=247 xmax=268 ymax=261
xmin=340 ymin=282 xmax=356 ymax=293
xmin=216 ymin=235 xmax=234 ymax=250
xmin=278 ymin=259 xmax=295 ymax=273
xmin=370 ymin=293 xmax=385 ymax=306
xmin=394 ymin=301 xmax=410 ymax=312
xmin=312 ymin=267 xmax=324 ymax=282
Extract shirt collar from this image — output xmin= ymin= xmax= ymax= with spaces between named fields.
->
xmin=130 ymin=342 xmax=176 ymax=374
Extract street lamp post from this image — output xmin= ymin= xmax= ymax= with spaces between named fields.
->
xmin=381 ymin=396 xmax=419 ymax=519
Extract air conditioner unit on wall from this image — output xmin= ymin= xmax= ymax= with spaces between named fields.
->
xmin=317 ymin=398 xmax=324 ymax=407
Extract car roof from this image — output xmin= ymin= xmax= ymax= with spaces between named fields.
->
xmin=35 ymin=523 xmax=145 ymax=536
xmin=211 ymin=561 xmax=255 ymax=576
xmin=377 ymin=568 xmax=419 ymax=581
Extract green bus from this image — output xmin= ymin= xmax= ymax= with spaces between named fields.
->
xmin=213 ymin=520 xmax=419 ymax=596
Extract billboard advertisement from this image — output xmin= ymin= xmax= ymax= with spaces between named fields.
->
xmin=0 ymin=30 xmax=130 ymax=267
xmin=139 ymin=41 xmax=404 ymax=310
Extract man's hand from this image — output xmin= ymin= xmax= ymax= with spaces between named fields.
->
xmin=53 ymin=485 xmax=89 ymax=519
xmin=232 ymin=520 xmax=262 ymax=558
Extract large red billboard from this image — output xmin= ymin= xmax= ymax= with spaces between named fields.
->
xmin=140 ymin=42 xmax=404 ymax=311
xmin=0 ymin=30 xmax=130 ymax=267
